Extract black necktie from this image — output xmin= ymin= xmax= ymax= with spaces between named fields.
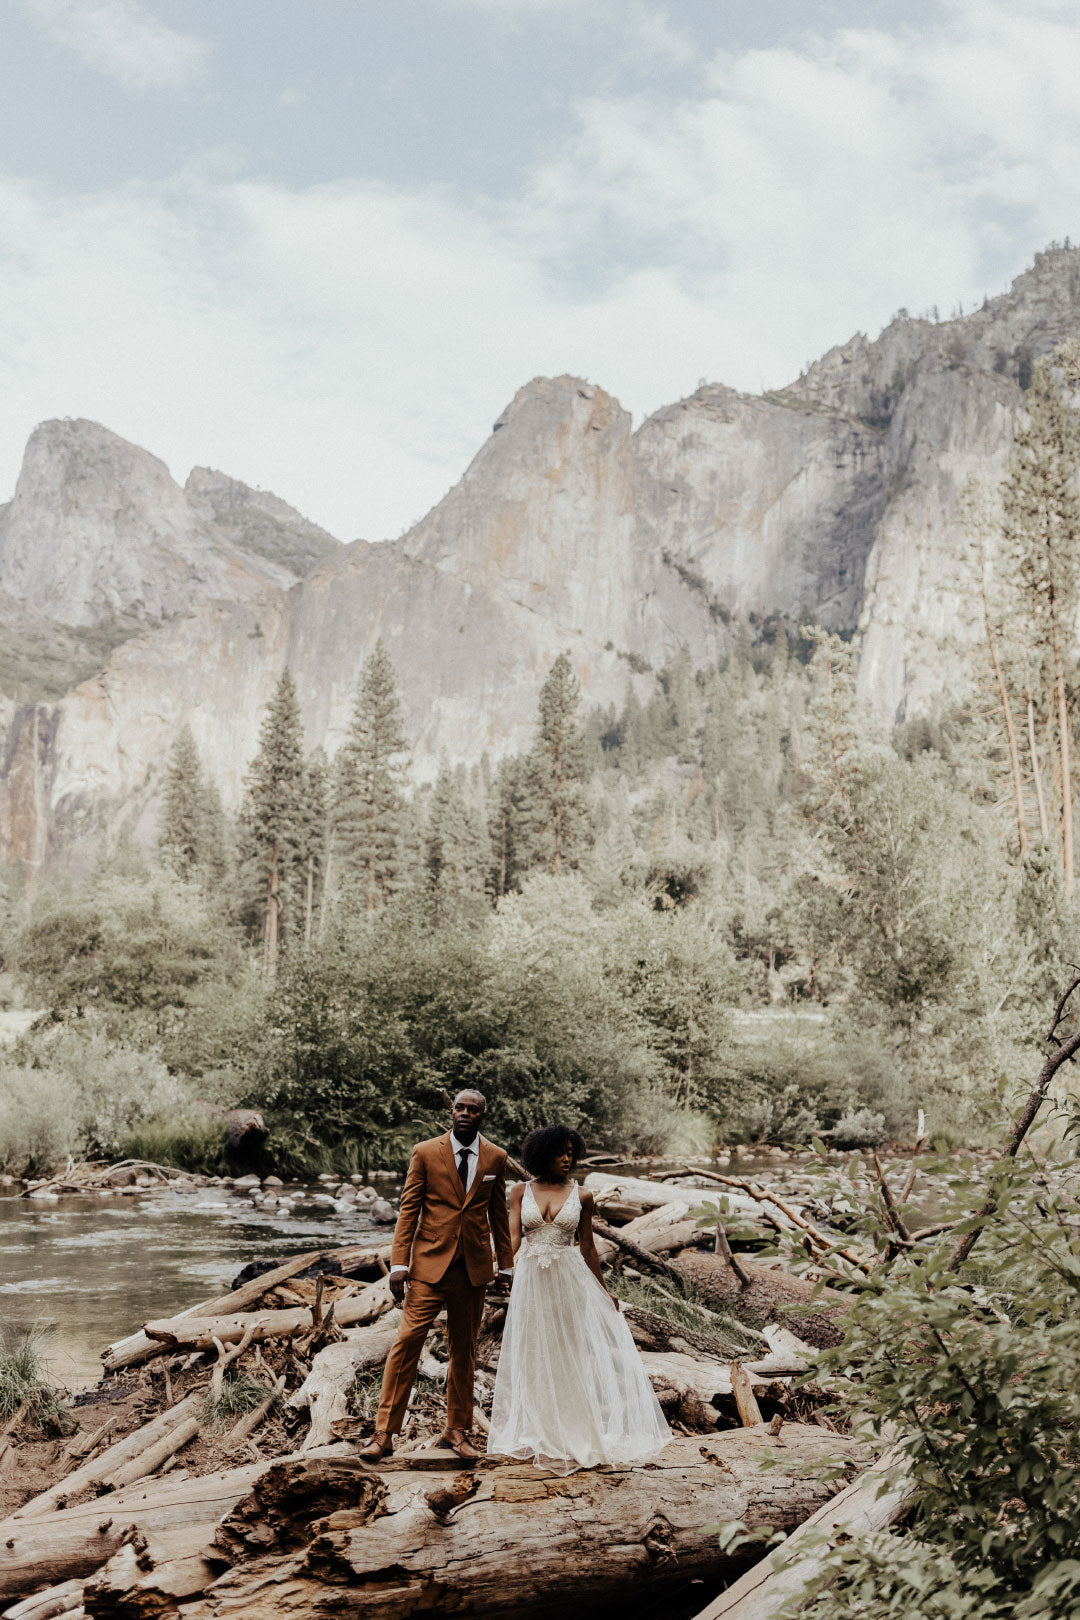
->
xmin=457 ymin=1147 xmax=470 ymax=1190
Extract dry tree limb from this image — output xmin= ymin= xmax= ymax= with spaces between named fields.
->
xmin=62 ymin=1417 xmax=119 ymax=1467
xmin=100 ymin=1417 xmax=201 ymax=1492
xmin=713 ymin=1222 xmax=752 ymax=1287
xmin=12 ymin=1396 xmax=201 ymax=1520
xmin=949 ymin=971 xmax=1080 ymax=1270
xmin=729 ymin=1362 xmax=764 ymax=1427
xmin=687 ymin=1167 xmax=871 ymax=1274
xmin=695 ymin=1443 xmax=913 ymax=1620
xmin=210 ymin=1322 xmax=257 ymax=1405
xmin=145 ymin=1279 xmax=393 ymax=1353
xmin=897 ymin=1136 xmax=926 ymax=1206
xmin=592 ymin=1217 xmax=696 ymax=1286
xmin=102 ymin=1244 xmax=390 ymax=1371
xmin=873 ymin=1152 xmax=911 ymax=1243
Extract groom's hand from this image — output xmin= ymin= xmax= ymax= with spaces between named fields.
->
xmin=491 ymin=1272 xmax=512 ymax=1296
xmin=389 ymin=1271 xmax=409 ymax=1303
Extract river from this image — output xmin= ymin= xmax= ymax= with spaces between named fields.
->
xmin=0 ymin=1184 xmax=387 ymax=1388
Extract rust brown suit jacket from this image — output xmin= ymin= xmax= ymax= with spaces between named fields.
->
xmin=390 ymin=1133 xmax=514 ymax=1287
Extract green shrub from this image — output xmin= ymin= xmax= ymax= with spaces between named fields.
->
xmin=0 ymin=1325 xmax=72 ymax=1433
xmin=0 ymin=1026 xmax=195 ymax=1174
xmin=119 ymin=1115 xmax=228 ymax=1174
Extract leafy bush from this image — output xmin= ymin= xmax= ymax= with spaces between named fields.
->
xmin=791 ymin=1150 xmax=1080 ymax=1618
xmin=830 ymin=1106 xmax=887 ymax=1149
xmin=0 ymin=1026 xmax=195 ymax=1173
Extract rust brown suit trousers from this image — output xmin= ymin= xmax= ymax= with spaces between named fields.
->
xmin=376 ymin=1133 xmax=514 ymax=1434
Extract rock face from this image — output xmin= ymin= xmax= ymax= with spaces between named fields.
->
xmin=4 ymin=243 xmax=1080 ymax=867
xmin=0 ymin=420 xmax=333 ymax=630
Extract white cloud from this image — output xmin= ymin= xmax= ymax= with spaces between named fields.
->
xmin=1 ymin=0 xmax=1079 ymax=540
xmin=19 ymin=0 xmax=207 ymax=92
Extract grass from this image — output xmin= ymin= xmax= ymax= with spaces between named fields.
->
xmin=608 ymin=1272 xmax=763 ymax=1357
xmin=0 ymin=1324 xmax=74 ymax=1433
xmin=197 ymin=1372 xmax=281 ymax=1430
xmin=119 ymin=1116 xmax=229 ymax=1175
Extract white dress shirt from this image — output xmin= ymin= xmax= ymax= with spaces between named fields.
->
xmin=448 ymin=1130 xmax=479 ymax=1192
xmin=390 ymin=1133 xmax=512 ymax=1276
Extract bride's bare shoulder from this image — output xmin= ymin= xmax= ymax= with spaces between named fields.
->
xmin=578 ymin=1187 xmax=595 ymax=1211
xmin=509 ymin=1181 xmax=527 ymax=1204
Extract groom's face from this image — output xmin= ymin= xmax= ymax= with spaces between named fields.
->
xmin=451 ymin=1092 xmax=486 ymax=1144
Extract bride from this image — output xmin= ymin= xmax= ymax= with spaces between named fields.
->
xmin=487 ymin=1124 xmax=671 ymax=1473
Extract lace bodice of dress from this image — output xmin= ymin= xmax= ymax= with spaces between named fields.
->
xmin=520 ymin=1180 xmax=580 ymax=1262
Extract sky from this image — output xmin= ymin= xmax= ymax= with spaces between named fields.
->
xmin=1 ymin=0 xmax=1079 ymax=541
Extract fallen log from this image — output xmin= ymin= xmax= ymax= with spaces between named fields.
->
xmin=0 ymin=1448 xmax=352 ymax=1603
xmin=144 ymin=1277 xmax=393 ymax=1351
xmin=102 ymin=1246 xmax=391 ymax=1371
xmin=11 ymin=1396 xmax=200 ymax=1520
xmin=674 ymin=1250 xmax=849 ymax=1349
xmin=82 ymin=1523 xmax=225 ymax=1617
xmin=286 ymin=1314 xmax=401 ymax=1452
xmin=99 ymin=1416 xmax=201 ymax=1492
xmin=695 ymin=1443 xmax=914 ymax=1619
xmin=2 ymin=1576 xmax=86 ymax=1619
xmin=585 ymin=1174 xmax=765 ymax=1222
xmin=182 ymin=1428 xmax=868 ymax=1619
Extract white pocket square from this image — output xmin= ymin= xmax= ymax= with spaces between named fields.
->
xmin=482 ymin=1173 xmax=496 ymax=1181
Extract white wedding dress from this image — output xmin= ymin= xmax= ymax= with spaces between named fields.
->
xmin=487 ymin=1181 xmax=671 ymax=1473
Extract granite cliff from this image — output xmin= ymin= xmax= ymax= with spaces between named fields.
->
xmin=3 ymin=243 xmax=1080 ymax=869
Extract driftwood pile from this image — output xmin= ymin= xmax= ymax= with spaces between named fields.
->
xmin=0 ymin=1162 xmax=905 ymax=1620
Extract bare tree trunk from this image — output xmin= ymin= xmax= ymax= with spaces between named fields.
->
xmin=1056 ymin=657 xmax=1074 ymax=894
xmin=304 ymin=853 xmax=314 ymax=949
xmin=1027 ymin=695 xmax=1051 ymax=841
xmin=979 ymin=540 xmax=1027 ymax=854
xmin=264 ymin=845 xmax=280 ymax=974
xmin=318 ymin=848 xmax=333 ymax=940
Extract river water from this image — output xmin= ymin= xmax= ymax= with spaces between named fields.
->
xmin=0 ymin=1186 xmax=387 ymax=1389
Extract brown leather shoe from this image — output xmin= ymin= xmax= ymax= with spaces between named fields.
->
xmin=438 ymin=1428 xmax=479 ymax=1460
xmin=358 ymin=1430 xmax=395 ymax=1463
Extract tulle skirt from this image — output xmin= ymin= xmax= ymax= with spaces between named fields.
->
xmin=487 ymin=1246 xmax=672 ymax=1474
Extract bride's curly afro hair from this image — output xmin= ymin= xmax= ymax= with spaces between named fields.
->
xmin=521 ymin=1124 xmax=586 ymax=1177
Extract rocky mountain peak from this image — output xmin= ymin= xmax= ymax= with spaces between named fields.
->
xmin=0 ymin=419 xmax=303 ymax=632
xmin=403 ymin=374 xmax=637 ymax=639
xmin=184 ymin=466 xmax=340 ymax=579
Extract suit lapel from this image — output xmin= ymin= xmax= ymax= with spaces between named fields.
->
xmin=439 ymin=1132 xmax=465 ymax=1206
xmin=463 ymin=1136 xmax=493 ymax=1208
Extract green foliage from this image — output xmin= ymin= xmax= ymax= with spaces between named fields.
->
xmin=520 ymin=651 xmax=592 ymax=875
xmin=0 ymin=1025 xmax=195 ymax=1172
xmin=0 ymin=1325 xmax=73 ymax=1432
xmin=118 ymin=1114 xmax=228 ymax=1174
xmin=239 ymin=667 xmax=307 ymax=961
xmin=333 ymin=641 xmax=408 ymax=911
xmin=14 ymin=868 xmax=239 ymax=1026
xmin=158 ymin=726 xmax=228 ymax=886
xmin=789 ymin=1145 xmax=1080 ymax=1619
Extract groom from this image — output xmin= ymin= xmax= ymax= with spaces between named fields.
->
xmin=360 ymin=1088 xmax=514 ymax=1462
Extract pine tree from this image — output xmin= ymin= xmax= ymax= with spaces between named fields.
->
xmin=334 ymin=641 xmax=409 ymax=911
xmin=487 ymin=756 xmax=531 ymax=898
xmin=425 ymin=767 xmax=490 ymax=924
xmin=1003 ymin=346 xmax=1080 ymax=894
xmin=523 ymin=652 xmax=592 ymax=874
xmin=242 ymin=668 xmax=306 ymax=970
xmin=159 ymin=727 xmax=206 ymax=881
